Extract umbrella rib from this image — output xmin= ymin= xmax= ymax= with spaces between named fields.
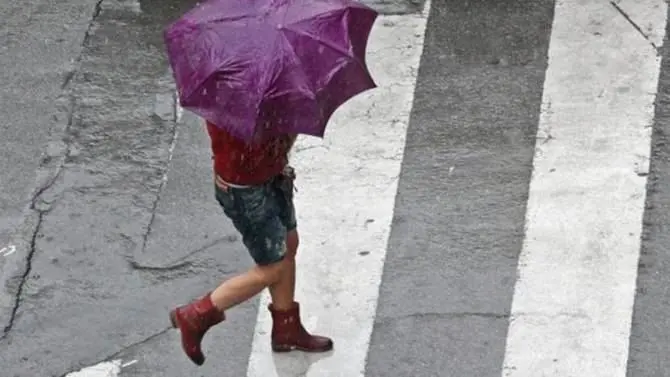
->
xmin=278 ymin=32 xmax=317 ymax=96
xmin=281 ymin=25 xmax=367 ymax=70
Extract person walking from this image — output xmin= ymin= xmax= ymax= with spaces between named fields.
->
xmin=164 ymin=0 xmax=378 ymax=366
xmin=169 ymin=121 xmax=333 ymax=366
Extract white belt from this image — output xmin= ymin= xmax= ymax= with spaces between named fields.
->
xmin=215 ymin=175 xmax=251 ymax=189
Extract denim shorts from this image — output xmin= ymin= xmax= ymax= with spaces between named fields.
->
xmin=214 ymin=168 xmax=297 ymax=265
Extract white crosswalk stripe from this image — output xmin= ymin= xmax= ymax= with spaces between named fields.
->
xmin=502 ymin=1 xmax=667 ymax=376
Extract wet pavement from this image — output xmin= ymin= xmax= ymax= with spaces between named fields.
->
xmin=0 ymin=0 xmax=238 ymax=375
xmin=0 ymin=0 xmax=98 ymax=272
xmin=0 ymin=0 xmax=426 ymax=375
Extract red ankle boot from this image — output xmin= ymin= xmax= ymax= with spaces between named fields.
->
xmin=268 ymin=302 xmax=333 ymax=353
xmin=169 ymin=293 xmax=225 ymax=365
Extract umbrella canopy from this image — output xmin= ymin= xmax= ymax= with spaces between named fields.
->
xmin=165 ymin=0 xmax=378 ymax=143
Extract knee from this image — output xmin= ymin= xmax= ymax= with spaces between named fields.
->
xmin=251 ymin=230 xmax=298 ymax=285
xmin=254 ymin=256 xmax=291 ymax=285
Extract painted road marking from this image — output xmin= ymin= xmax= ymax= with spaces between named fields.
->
xmin=245 ymin=4 xmax=431 ymax=377
xmin=121 ymin=360 xmax=138 ymax=368
xmin=63 ymin=359 xmax=138 ymax=377
xmin=0 ymin=245 xmax=16 ymax=257
xmin=64 ymin=360 xmax=121 ymax=377
xmin=501 ymin=1 xmax=667 ymax=377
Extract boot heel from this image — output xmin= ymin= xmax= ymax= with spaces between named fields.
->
xmin=272 ymin=343 xmax=295 ymax=352
xmin=268 ymin=302 xmax=333 ymax=353
xmin=169 ymin=310 xmax=178 ymax=328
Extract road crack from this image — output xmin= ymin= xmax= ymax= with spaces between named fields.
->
xmin=1 ymin=208 xmax=50 ymax=340
xmin=0 ymin=113 xmax=72 ymax=340
xmin=129 ymin=260 xmax=192 ymax=271
xmin=61 ymin=0 xmax=104 ymax=89
xmin=56 ymin=327 xmax=172 ymax=377
xmin=376 ymin=311 xmax=509 ymax=326
xmin=610 ymin=1 xmax=660 ymax=55
xmin=132 ymin=235 xmax=237 ymax=270
xmin=139 ymin=94 xmax=180 ymax=254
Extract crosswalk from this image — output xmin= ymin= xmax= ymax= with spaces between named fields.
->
xmin=4 ymin=0 xmax=670 ymax=376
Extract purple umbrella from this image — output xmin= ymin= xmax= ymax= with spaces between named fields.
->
xmin=164 ymin=0 xmax=378 ymax=143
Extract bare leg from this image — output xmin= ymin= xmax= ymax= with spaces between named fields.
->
xmin=263 ymin=229 xmax=333 ymax=352
xmin=210 ymin=260 xmax=285 ymax=311
xmin=268 ymin=229 xmax=299 ymax=310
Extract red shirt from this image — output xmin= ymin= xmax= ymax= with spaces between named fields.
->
xmin=206 ymin=121 xmax=293 ymax=186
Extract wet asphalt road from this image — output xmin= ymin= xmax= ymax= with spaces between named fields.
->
xmin=0 ymin=0 xmax=96 ymax=257
xmin=0 ymin=0 xmax=426 ymax=376
xmin=0 ymin=0 xmax=238 ymax=375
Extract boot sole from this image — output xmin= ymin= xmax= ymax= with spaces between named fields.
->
xmin=272 ymin=343 xmax=334 ymax=353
